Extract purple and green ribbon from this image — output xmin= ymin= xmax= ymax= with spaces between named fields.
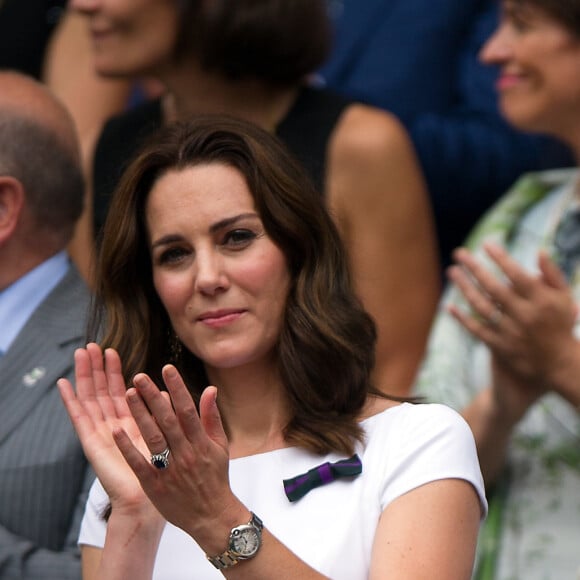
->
xmin=283 ymin=454 xmax=362 ymax=502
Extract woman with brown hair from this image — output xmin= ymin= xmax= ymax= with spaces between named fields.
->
xmin=59 ymin=116 xmax=485 ymax=579
xmin=64 ymin=0 xmax=440 ymax=395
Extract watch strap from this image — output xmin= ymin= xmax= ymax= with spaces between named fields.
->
xmin=208 ymin=551 xmax=242 ymax=570
xmin=207 ymin=512 xmax=263 ymax=570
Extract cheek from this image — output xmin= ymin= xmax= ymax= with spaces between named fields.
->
xmin=140 ymin=9 xmax=179 ymax=54
xmin=242 ymin=251 xmax=290 ymax=297
xmin=153 ymin=272 xmax=190 ymax=314
xmin=144 ymin=31 xmax=176 ymax=62
xmin=258 ymin=270 xmax=291 ymax=323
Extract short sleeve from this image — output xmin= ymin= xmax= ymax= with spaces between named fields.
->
xmin=78 ymin=478 xmax=109 ymax=548
xmin=373 ymin=403 xmax=487 ymax=516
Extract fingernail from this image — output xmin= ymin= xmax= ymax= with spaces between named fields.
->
xmin=126 ymin=387 xmax=138 ymax=400
xmin=164 ymin=365 xmax=178 ymax=378
xmin=133 ymin=374 xmax=148 ymax=388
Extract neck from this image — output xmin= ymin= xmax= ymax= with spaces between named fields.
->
xmin=0 ymin=243 xmax=60 ymax=291
xmin=160 ymin=61 xmax=299 ymax=132
xmin=560 ymin=133 xmax=580 ymax=165
xmin=204 ymin=359 xmax=290 ymax=458
xmin=536 ymin=120 xmax=580 ymax=168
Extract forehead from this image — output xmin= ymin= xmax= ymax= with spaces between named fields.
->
xmin=505 ymin=0 xmax=566 ymax=23
xmin=145 ymin=163 xmax=257 ymax=223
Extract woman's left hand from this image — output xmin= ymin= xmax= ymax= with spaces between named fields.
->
xmin=112 ymin=365 xmax=248 ymax=555
xmin=447 ymin=242 xmax=578 ymax=400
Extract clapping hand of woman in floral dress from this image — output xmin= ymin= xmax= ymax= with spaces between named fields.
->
xmin=448 ymin=242 xmax=579 ymax=409
xmin=446 ymin=242 xmax=580 ymax=481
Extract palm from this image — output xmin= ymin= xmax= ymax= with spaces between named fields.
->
xmin=58 ymin=344 xmax=152 ymax=508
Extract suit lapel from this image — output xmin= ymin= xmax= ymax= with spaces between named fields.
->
xmin=0 ymin=266 xmax=89 ymax=446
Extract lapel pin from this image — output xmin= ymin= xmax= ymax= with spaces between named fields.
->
xmin=22 ymin=367 xmax=47 ymax=387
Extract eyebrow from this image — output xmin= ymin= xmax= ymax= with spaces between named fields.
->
xmin=209 ymin=212 xmax=259 ymax=234
xmin=150 ymin=212 xmax=260 ymax=249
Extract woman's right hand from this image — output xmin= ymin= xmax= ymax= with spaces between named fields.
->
xmin=58 ymin=343 xmax=161 ymax=520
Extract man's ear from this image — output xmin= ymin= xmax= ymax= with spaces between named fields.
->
xmin=0 ymin=176 xmax=25 ymax=244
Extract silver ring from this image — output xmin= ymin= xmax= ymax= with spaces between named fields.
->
xmin=487 ymin=306 xmax=503 ymax=327
xmin=150 ymin=447 xmax=170 ymax=470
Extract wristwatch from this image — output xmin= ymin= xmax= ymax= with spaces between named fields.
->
xmin=207 ymin=512 xmax=263 ymax=570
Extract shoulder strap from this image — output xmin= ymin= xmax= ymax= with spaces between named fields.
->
xmin=276 ymin=86 xmax=351 ymax=194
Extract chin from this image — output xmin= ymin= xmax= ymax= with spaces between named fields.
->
xmin=201 ymin=346 xmax=275 ymax=372
xmin=499 ymin=101 xmax=547 ymax=135
xmin=188 ymin=345 xmax=248 ymax=369
xmin=94 ymin=63 xmax=127 ymax=78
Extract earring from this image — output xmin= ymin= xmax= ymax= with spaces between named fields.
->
xmin=168 ymin=330 xmax=183 ymax=363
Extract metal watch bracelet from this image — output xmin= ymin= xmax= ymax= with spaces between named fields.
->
xmin=207 ymin=512 xmax=263 ymax=570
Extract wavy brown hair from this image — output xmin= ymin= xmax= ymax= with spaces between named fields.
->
xmin=91 ymin=115 xmax=380 ymax=455
xmin=174 ymin=0 xmax=332 ymax=86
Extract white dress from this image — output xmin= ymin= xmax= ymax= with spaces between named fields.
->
xmin=79 ymin=402 xmax=487 ymax=580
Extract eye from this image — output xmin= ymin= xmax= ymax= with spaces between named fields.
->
xmin=504 ymin=4 xmax=535 ymax=33
xmin=156 ymin=246 xmax=189 ymax=265
xmin=510 ymin=13 xmax=530 ymax=32
xmin=222 ymin=229 xmax=258 ymax=249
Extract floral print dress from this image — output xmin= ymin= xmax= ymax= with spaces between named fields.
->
xmin=415 ymin=169 xmax=580 ymax=580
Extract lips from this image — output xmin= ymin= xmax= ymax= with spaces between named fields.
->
xmin=496 ymin=72 xmax=524 ymax=91
xmin=197 ymin=309 xmax=247 ymax=327
xmin=89 ymin=22 xmax=116 ymax=43
xmin=91 ymin=28 xmax=112 ymax=38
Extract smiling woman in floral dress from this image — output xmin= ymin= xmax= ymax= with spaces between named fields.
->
xmin=416 ymin=1 xmax=580 ymax=578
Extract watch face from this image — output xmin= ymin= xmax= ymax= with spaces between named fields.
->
xmin=230 ymin=525 xmax=261 ymax=558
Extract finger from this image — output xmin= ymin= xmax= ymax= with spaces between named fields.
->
xmin=73 ymin=347 xmax=105 ymax=422
xmin=452 ymin=247 xmax=524 ymax=317
xmin=199 ymin=387 xmax=228 ymax=451
xmin=451 ymin=248 xmax=504 ymax=304
xmin=85 ymin=342 xmax=118 ymax=419
xmin=112 ymin=427 xmax=155 ymax=482
xmin=126 ymin=379 xmax=170 ymax=455
xmin=447 ymin=303 xmax=502 ymax=347
xmin=161 ymin=365 xmax=204 ymax=444
xmin=483 ymin=242 xmax=536 ymax=298
xmin=57 ymin=377 xmax=100 ymax=446
xmin=103 ymin=348 xmax=132 ymax=419
xmin=537 ymin=250 xmax=568 ymax=289
xmin=447 ymin=263 xmax=500 ymax=324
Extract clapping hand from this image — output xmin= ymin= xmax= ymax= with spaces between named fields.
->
xmin=60 ymin=344 xmax=248 ymax=552
xmin=447 ymin=242 xmax=578 ymax=421
xmin=58 ymin=343 xmax=160 ymax=520
xmin=112 ymin=365 xmax=247 ymax=553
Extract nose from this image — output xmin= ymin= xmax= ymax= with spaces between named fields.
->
xmin=479 ymin=21 xmax=512 ymax=66
xmin=194 ymin=249 xmax=229 ymax=296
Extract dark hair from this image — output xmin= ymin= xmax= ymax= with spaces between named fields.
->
xmin=174 ymin=0 xmax=332 ymax=85
xmin=0 ymin=112 xmax=84 ymax=243
xmin=510 ymin=0 xmax=580 ymax=36
xmin=92 ymin=115 xmax=378 ymax=455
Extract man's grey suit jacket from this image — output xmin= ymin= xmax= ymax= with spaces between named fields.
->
xmin=0 ymin=264 xmax=94 ymax=579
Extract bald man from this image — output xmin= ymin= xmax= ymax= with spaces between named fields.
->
xmin=0 ymin=71 xmax=92 ymax=579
